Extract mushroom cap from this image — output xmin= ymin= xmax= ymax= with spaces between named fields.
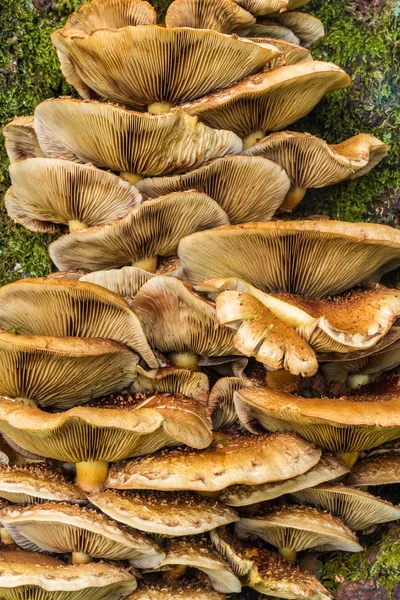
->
xmin=248 ymin=37 xmax=312 ymax=64
xmin=318 ymin=325 xmax=400 ymax=364
xmin=165 ymin=0 xmax=255 ymax=32
xmin=0 ymin=502 xmax=164 ymax=568
xmin=235 ymin=505 xmax=362 ymax=553
xmin=133 ymin=277 xmax=237 ymax=358
xmin=233 ymin=385 xmax=400 ymax=452
xmin=6 ymin=158 xmax=141 ymax=234
xmin=88 ymin=489 xmax=239 ymax=536
xmin=106 ymin=431 xmax=321 ymax=491
xmin=51 ymin=25 xmax=278 ymax=108
xmin=221 ymin=453 xmax=349 ymax=506
xmin=183 ymin=62 xmax=351 ymax=138
xmin=137 ymin=156 xmax=290 ymax=224
xmin=208 ymin=376 xmax=254 ymax=429
xmin=0 ymin=329 xmax=139 ymax=409
xmin=64 ymin=0 xmax=156 ymax=34
xmin=178 ymin=220 xmax=400 ymax=297
xmin=79 ymin=267 xmax=155 ymax=304
xmin=128 ymin=579 xmax=225 ymax=599
xmin=0 ymin=394 xmax=212 ymax=464
xmin=292 ymin=483 xmax=400 ymax=530
xmin=0 ymin=277 xmax=157 ymax=368
xmin=236 ymin=23 xmax=301 ymax=44
xmin=0 ymin=464 xmax=85 ymax=504
xmin=258 ymin=12 xmax=324 ymax=47
xmin=2 ymin=116 xmax=44 ymax=163
xmin=49 ymin=192 xmax=229 ymax=272
xmin=347 ymin=454 xmax=400 ymax=487
xmin=0 ymin=550 xmax=137 ymax=597
xmin=34 ymin=100 xmax=242 ymax=176
xmin=232 ymin=0 xmax=288 ymax=16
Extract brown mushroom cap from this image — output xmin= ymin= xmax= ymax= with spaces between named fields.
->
xmin=236 ymin=23 xmax=301 ymax=44
xmin=165 ymin=0 xmax=255 ymax=32
xmin=232 ymin=0 xmax=288 ymax=16
xmin=248 ymin=36 xmax=312 ymax=64
xmin=49 ymin=192 xmax=229 ymax=273
xmin=79 ymin=267 xmax=155 ymax=305
xmin=128 ymin=579 xmax=225 ymax=599
xmin=209 ymin=377 xmax=254 ymax=429
xmin=2 ymin=116 xmax=44 ymax=163
xmin=0 ymin=277 xmax=157 ymax=368
xmin=347 ymin=454 xmax=400 ymax=487
xmin=178 ymin=221 xmax=400 ymax=297
xmin=65 ymin=0 xmax=156 ymax=34
xmin=106 ymin=431 xmax=321 ymax=491
xmin=257 ymin=12 xmax=324 ymax=47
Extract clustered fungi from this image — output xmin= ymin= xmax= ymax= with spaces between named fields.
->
xmin=0 ymin=0 xmax=396 ymax=598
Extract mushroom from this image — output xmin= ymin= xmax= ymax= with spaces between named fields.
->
xmin=131 ymin=367 xmax=210 ymax=407
xmin=165 ymin=0 xmax=256 ymax=33
xmin=178 ymin=221 xmax=400 ymax=296
xmin=79 ymin=267 xmax=155 ymax=307
xmin=49 ymin=192 xmax=229 ymax=273
xmin=136 ymin=156 xmax=291 ymax=224
xmin=232 ymin=0 xmax=289 ymax=16
xmin=64 ymin=0 xmax=157 ymax=33
xmin=347 ymin=454 xmax=400 ymax=488
xmin=221 ymin=453 xmax=349 ymax=506
xmin=210 ymin=527 xmax=333 ymax=599
xmin=0 ymin=502 xmax=164 ymax=567
xmin=2 ymin=116 xmax=44 ymax=163
xmin=256 ymin=12 xmax=324 ymax=47
xmin=129 ymin=579 xmax=225 ymax=599
xmin=0 ymin=329 xmax=139 ymax=409
xmin=293 ymin=483 xmax=400 ymax=530
xmin=0 ymin=550 xmax=137 ymax=599
xmin=5 ymin=158 xmax=142 ymax=234
xmin=34 ymin=100 xmax=242 ymax=180
xmin=236 ymin=23 xmax=302 ymax=44
xmin=0 ymin=277 xmax=158 ymax=368
xmin=182 ymin=62 xmax=351 ymax=148
xmin=248 ymin=37 xmax=312 ymax=64
xmin=208 ymin=377 xmax=254 ymax=429
xmin=235 ymin=505 xmax=362 ymax=562
xmin=106 ymin=431 xmax=321 ymax=491
xmin=88 ymin=489 xmax=239 ymax=536
xmin=243 ymin=132 xmax=390 ymax=211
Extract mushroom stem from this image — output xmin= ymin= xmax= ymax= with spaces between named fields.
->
xmin=132 ymin=256 xmax=158 ymax=273
xmin=279 ymin=547 xmax=297 ymax=563
xmin=164 ymin=565 xmax=187 ymax=581
xmin=338 ymin=452 xmax=360 ymax=469
xmin=279 ymin=187 xmax=307 ymax=212
xmin=75 ymin=460 xmax=109 ymax=493
xmin=68 ymin=219 xmax=88 ymax=232
xmin=147 ymin=102 xmax=175 ymax=115
xmin=72 ymin=552 xmax=94 ymax=565
xmin=242 ymin=130 xmax=265 ymax=150
xmin=265 ymin=369 xmax=300 ymax=393
xmin=168 ymin=351 xmax=199 ymax=372
xmin=0 ymin=527 xmax=14 ymax=545
xmin=120 ymin=173 xmax=143 ymax=186
xmin=348 ymin=374 xmax=370 ymax=390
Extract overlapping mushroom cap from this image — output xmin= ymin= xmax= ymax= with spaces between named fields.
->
xmin=248 ymin=36 xmax=312 ymax=64
xmin=254 ymin=11 xmax=324 ymax=46
xmin=64 ymin=0 xmax=157 ymax=33
xmin=131 ymin=367 xmax=210 ymax=407
xmin=129 ymin=579 xmax=225 ymax=599
xmin=208 ymin=377 xmax=254 ymax=429
xmin=347 ymin=453 xmax=400 ymax=487
xmin=79 ymin=267 xmax=156 ymax=306
xmin=2 ymin=116 xmax=44 ymax=163
xmin=165 ymin=0 xmax=256 ymax=32
xmin=233 ymin=0 xmax=295 ymax=17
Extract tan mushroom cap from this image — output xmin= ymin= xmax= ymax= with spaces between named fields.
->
xmin=165 ymin=0 xmax=255 ymax=32
xmin=318 ymin=325 xmax=400 ymax=364
xmin=248 ymin=36 xmax=312 ymax=64
xmin=137 ymin=156 xmax=290 ymax=224
xmin=183 ymin=61 xmax=351 ymax=142
xmin=129 ymin=579 xmax=225 ymax=599
xmin=0 ymin=502 xmax=164 ymax=568
xmin=347 ymin=454 xmax=400 ymax=487
xmin=244 ymin=132 xmax=389 ymax=211
xmin=131 ymin=367 xmax=210 ymax=408
xmin=257 ymin=12 xmax=324 ymax=47
xmin=6 ymin=158 xmax=141 ymax=234
xmin=51 ymin=25 xmax=278 ymax=109
xmin=2 ymin=116 xmax=44 ymax=163
xmin=209 ymin=376 xmax=254 ymax=429
xmin=222 ymin=453 xmax=349 ymax=506
xmin=232 ymin=0 xmax=288 ymax=16
xmin=49 ymin=192 xmax=229 ymax=273
xmin=0 ymin=277 xmax=157 ymax=368
xmin=0 ymin=329 xmax=139 ymax=409
xmin=65 ymin=0 xmax=156 ymax=34
xmin=0 ymin=550 xmax=137 ymax=597
xmin=106 ymin=431 xmax=321 ymax=491
xmin=35 ymin=100 xmax=242 ymax=177
xmin=293 ymin=483 xmax=400 ymax=530
xmin=178 ymin=221 xmax=400 ymax=297
xmin=236 ymin=23 xmax=301 ymax=44
xmin=79 ymin=267 xmax=155 ymax=305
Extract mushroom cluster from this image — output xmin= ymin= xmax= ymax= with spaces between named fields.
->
xmin=1 ymin=0 xmax=397 ymax=598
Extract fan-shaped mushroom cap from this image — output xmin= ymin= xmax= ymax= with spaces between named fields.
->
xmin=0 ymin=277 xmax=157 ymax=368
xmin=249 ymin=36 xmax=312 ymax=64
xmin=222 ymin=453 xmax=349 ymax=506
xmin=106 ymin=431 xmax=321 ymax=491
xmin=131 ymin=367 xmax=210 ymax=408
xmin=183 ymin=62 xmax=351 ymax=143
xmin=233 ymin=0 xmax=288 ymax=16
xmin=165 ymin=0 xmax=255 ymax=32
xmin=178 ymin=221 xmax=400 ymax=296
xmin=80 ymin=267 xmax=155 ymax=305
xmin=0 ymin=464 xmax=85 ymax=504
xmin=210 ymin=527 xmax=333 ymax=599
xmin=49 ymin=192 xmax=229 ymax=273
xmin=244 ymin=132 xmax=389 ymax=211
xmin=137 ymin=156 xmax=290 ymax=224
xmin=35 ymin=100 xmax=242 ymax=177
xmin=347 ymin=454 xmax=400 ymax=487
xmin=209 ymin=377 xmax=254 ymax=429
xmin=0 ymin=550 xmax=137 ymax=599
xmin=51 ymin=25 xmax=278 ymax=110
xmin=257 ymin=12 xmax=324 ymax=46
xmin=0 ymin=502 xmax=164 ymax=568
xmin=0 ymin=330 xmax=139 ymax=409
xmin=65 ymin=0 xmax=156 ymax=34
xmin=129 ymin=580 xmax=225 ymax=599
xmin=88 ymin=490 xmax=238 ymax=536
xmin=236 ymin=23 xmax=301 ymax=44
xmin=2 ymin=116 xmax=44 ymax=163
xmin=5 ymin=158 xmax=141 ymax=234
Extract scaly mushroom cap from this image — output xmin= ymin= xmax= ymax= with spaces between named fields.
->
xmin=257 ymin=12 xmax=324 ymax=46
xmin=88 ymin=489 xmax=238 ymax=536
xmin=0 ymin=277 xmax=157 ymax=368
xmin=347 ymin=454 xmax=400 ymax=487
xmin=49 ymin=192 xmax=229 ymax=272
xmin=215 ymin=290 xmax=318 ymax=375
xmin=0 ymin=550 xmax=137 ymax=599
xmin=208 ymin=377 xmax=254 ymax=429
xmin=248 ymin=36 xmax=312 ymax=64
xmin=235 ymin=505 xmax=362 ymax=553
xmin=178 ymin=221 xmax=400 ymax=296
xmin=128 ymin=580 xmax=225 ymax=599
xmin=106 ymin=431 xmax=321 ymax=491
xmin=137 ymin=156 xmax=290 ymax=224
xmin=51 ymin=25 xmax=278 ymax=109
xmin=232 ymin=0 xmax=288 ymax=16
xmin=0 ymin=464 xmax=85 ymax=504
xmin=183 ymin=62 xmax=351 ymax=140
xmin=0 ymin=502 xmax=164 ymax=568
xmin=5 ymin=158 xmax=141 ymax=234
xmin=2 ymin=116 xmax=44 ymax=163
xmin=210 ymin=528 xmax=333 ymax=599
xmin=34 ymin=100 xmax=242 ymax=176
xmin=79 ymin=267 xmax=155 ymax=305
xmin=244 ymin=132 xmax=389 ymax=211
xmin=165 ymin=0 xmax=255 ymax=32
xmin=233 ymin=385 xmax=400 ymax=453
xmin=0 ymin=329 xmax=139 ymax=409
xmin=222 ymin=453 xmax=349 ymax=506
xmin=65 ymin=0 xmax=156 ymax=34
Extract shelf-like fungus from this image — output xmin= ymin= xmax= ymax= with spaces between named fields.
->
xmin=232 ymin=0 xmax=290 ymax=16
xmin=165 ymin=0 xmax=255 ymax=32
xmin=64 ymin=0 xmax=157 ymax=33
xmin=129 ymin=579 xmax=225 ymax=599
xmin=79 ymin=267 xmax=156 ymax=306
xmin=247 ymin=36 xmax=312 ymax=64
xmin=131 ymin=366 xmax=210 ymax=407
xmin=2 ymin=116 xmax=44 ymax=163
xmin=347 ymin=453 xmax=400 ymax=488
xmin=256 ymin=12 xmax=324 ymax=46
